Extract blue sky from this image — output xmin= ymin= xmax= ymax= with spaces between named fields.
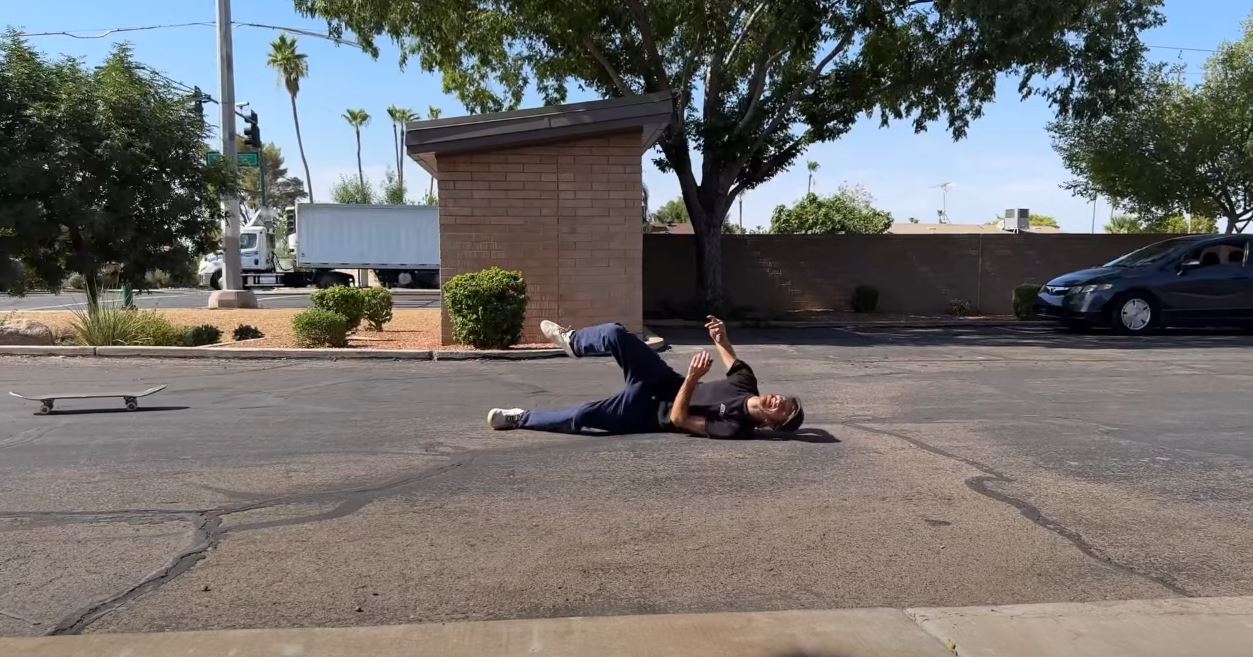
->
xmin=7 ymin=1 xmax=1250 ymax=232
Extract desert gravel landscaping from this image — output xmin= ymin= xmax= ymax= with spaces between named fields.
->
xmin=9 ymin=308 xmax=547 ymax=351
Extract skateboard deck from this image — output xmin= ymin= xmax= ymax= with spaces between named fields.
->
xmin=10 ymin=385 xmax=167 ymax=414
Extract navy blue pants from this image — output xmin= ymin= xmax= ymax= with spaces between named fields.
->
xmin=522 ymin=323 xmax=682 ymax=434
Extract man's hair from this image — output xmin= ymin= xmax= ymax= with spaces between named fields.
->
xmin=779 ymin=397 xmax=804 ymax=432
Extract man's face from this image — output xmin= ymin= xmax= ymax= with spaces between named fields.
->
xmin=760 ymin=394 xmax=796 ymax=426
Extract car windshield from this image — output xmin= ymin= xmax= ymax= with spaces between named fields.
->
xmin=240 ymin=233 xmax=258 ymax=250
xmin=1104 ymin=239 xmax=1191 ymax=267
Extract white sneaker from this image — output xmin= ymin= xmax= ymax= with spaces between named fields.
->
xmin=488 ymin=408 xmax=526 ymax=430
xmin=540 ymin=320 xmax=576 ymax=357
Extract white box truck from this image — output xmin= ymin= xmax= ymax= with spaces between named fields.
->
xmin=198 ymin=203 xmax=439 ymax=289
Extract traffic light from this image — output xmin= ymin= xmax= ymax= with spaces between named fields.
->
xmin=192 ymin=86 xmax=203 ymax=116
xmin=242 ymin=111 xmax=261 ymax=148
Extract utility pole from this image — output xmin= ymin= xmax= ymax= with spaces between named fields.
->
xmin=1091 ymin=197 xmax=1097 ymax=234
xmin=209 ymin=0 xmax=257 ymax=308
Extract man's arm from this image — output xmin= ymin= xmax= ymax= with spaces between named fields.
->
xmin=705 ymin=316 xmax=737 ymax=370
xmin=670 ymin=350 xmax=711 ymax=435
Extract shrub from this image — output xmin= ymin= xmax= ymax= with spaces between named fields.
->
xmin=850 ymin=285 xmax=879 ymax=313
xmin=66 ymin=272 xmax=86 ymax=291
xmin=947 ymin=298 xmax=975 ymax=317
xmin=232 ymin=324 xmax=264 ymax=341
xmin=187 ymin=324 xmax=222 ymax=346
xmin=131 ymin=311 xmax=193 ymax=346
xmin=1013 ymin=284 xmax=1042 ymax=320
xmin=69 ymin=304 xmax=140 ymax=345
xmin=443 ymin=267 xmax=528 ymax=349
xmin=68 ymin=305 xmax=190 ymax=346
xmin=362 ymin=287 xmax=394 ymax=331
xmin=292 ymin=308 xmax=349 ymax=348
xmin=310 ymin=285 xmax=365 ymax=331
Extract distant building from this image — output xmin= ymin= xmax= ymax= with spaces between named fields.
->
xmin=887 ymin=222 xmax=1062 ymax=235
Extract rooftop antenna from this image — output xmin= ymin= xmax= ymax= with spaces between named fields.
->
xmin=931 ymin=182 xmax=954 ymax=223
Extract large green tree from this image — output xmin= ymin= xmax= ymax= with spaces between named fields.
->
xmin=769 ymin=186 xmax=892 ymax=234
xmin=295 ymin=0 xmax=1163 ymax=308
xmin=1106 ymin=213 xmax=1217 ymax=234
xmin=653 ymin=197 xmax=689 ymax=224
xmin=0 ymin=34 xmax=224 ymax=306
xmin=1052 ymin=14 xmax=1253 ymax=234
xmin=236 ymin=138 xmax=309 ymax=210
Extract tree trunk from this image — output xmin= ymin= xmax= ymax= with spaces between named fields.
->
xmin=291 ymin=94 xmax=314 ymax=203
xmin=687 ymin=203 xmax=727 ymax=314
xmin=355 ymin=129 xmax=365 ymax=187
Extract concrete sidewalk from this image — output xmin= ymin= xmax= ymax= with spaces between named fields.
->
xmin=4 ymin=596 xmax=1250 ymax=657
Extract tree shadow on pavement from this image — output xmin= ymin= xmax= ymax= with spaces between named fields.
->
xmin=656 ymin=325 xmax=1253 ymax=351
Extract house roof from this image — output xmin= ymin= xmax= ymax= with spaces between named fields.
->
xmin=405 ymin=92 xmax=674 ymax=176
xmin=887 ymin=223 xmax=1063 ymax=235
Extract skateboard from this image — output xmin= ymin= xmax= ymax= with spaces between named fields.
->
xmin=9 ymin=385 xmax=167 ymax=415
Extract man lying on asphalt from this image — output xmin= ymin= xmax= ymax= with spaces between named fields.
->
xmin=488 ymin=317 xmax=803 ymax=438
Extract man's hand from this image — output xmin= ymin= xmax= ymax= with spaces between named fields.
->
xmin=706 ymin=316 xmax=729 ymax=346
xmin=687 ymin=350 xmax=713 ymax=381
xmin=706 ymin=316 xmax=737 ymax=369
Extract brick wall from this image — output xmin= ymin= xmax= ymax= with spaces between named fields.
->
xmin=644 ymin=233 xmax=1167 ymax=317
xmin=437 ymin=131 xmax=643 ymax=344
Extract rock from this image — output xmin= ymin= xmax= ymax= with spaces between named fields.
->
xmin=0 ymin=319 xmax=55 ymax=346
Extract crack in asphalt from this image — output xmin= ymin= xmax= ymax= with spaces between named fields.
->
xmin=845 ymin=422 xmax=1194 ymax=597
xmin=4 ymin=454 xmax=482 ymax=636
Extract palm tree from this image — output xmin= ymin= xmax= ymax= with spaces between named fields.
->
xmin=426 ymin=105 xmax=443 ymax=198
xmin=343 ymin=109 xmax=371 ymax=187
xmin=806 ymin=160 xmax=820 ymax=195
xmin=266 ymin=35 xmax=313 ymax=202
xmin=386 ymin=105 xmax=418 ymax=193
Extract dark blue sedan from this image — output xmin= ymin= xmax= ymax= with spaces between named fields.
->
xmin=1034 ymin=234 xmax=1253 ymax=333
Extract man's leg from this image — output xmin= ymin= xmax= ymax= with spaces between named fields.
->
xmin=496 ymin=383 xmax=659 ymax=435
xmin=564 ymin=323 xmax=681 ymax=389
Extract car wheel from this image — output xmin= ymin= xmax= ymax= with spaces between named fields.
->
xmin=1112 ymin=293 xmax=1156 ymax=335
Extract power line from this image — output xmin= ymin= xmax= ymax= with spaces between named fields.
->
xmin=16 ymin=21 xmax=214 ymax=39
xmin=1146 ymin=44 xmax=1217 ymax=54
xmin=16 ymin=20 xmax=361 ymax=48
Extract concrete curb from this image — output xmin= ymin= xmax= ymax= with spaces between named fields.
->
xmin=0 ymin=345 xmax=95 ymax=357
xmin=0 ymin=332 xmax=667 ymax=362
xmin=4 ymin=596 xmax=1250 ymax=657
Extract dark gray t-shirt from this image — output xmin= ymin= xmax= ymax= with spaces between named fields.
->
xmin=660 ymin=360 xmax=759 ymax=438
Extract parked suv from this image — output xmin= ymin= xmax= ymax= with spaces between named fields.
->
xmin=1034 ymin=235 xmax=1253 ymax=333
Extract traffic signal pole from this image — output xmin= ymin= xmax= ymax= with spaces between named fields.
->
xmin=209 ymin=0 xmax=257 ymax=308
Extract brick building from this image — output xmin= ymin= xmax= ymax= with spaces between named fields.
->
xmin=406 ymin=93 xmax=673 ymax=345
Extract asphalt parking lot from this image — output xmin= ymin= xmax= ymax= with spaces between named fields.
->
xmin=1 ymin=325 xmax=1250 ymax=637
xmin=0 ymin=288 xmax=440 ymax=311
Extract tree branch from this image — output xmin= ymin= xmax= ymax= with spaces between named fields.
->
xmin=623 ymin=0 xmax=671 ymax=90
xmin=724 ymin=0 xmax=768 ymax=67
xmin=729 ymin=133 xmax=807 ymax=199
xmin=734 ymin=45 xmax=787 ymax=135
xmin=729 ymin=32 xmax=855 ymax=181
xmin=582 ymin=37 xmax=633 ymax=96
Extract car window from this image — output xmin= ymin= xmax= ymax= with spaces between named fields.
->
xmin=1183 ymin=240 xmax=1246 ymax=268
xmin=240 ymin=233 xmax=258 ymax=250
xmin=1104 ymin=239 xmax=1195 ymax=267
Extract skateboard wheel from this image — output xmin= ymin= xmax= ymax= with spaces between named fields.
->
xmin=38 ymin=404 xmax=51 ymax=415
xmin=125 ymin=399 xmax=138 ymax=411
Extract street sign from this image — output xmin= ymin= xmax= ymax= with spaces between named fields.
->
xmin=206 ymin=151 xmax=260 ymax=167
